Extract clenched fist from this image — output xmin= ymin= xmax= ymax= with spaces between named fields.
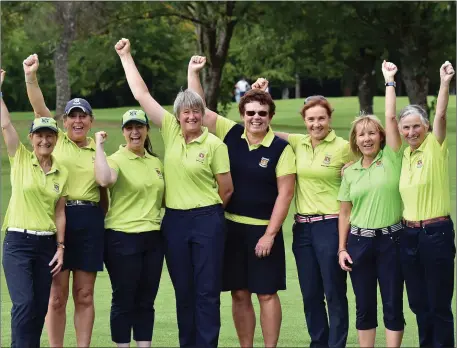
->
xmin=115 ymin=38 xmax=131 ymax=57
xmin=382 ymin=60 xmax=397 ymax=82
xmin=23 ymin=54 xmax=39 ymax=76
xmin=188 ymin=55 xmax=206 ymax=73
xmin=0 ymin=69 xmax=5 ymax=87
xmin=440 ymin=61 xmax=455 ymax=84
xmin=251 ymin=77 xmax=269 ymax=91
xmin=95 ymin=131 xmax=108 ymax=145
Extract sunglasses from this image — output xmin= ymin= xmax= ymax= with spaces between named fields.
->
xmin=245 ymin=110 xmax=269 ymax=117
xmin=304 ymin=95 xmax=327 ymax=104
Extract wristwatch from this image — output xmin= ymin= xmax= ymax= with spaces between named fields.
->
xmin=385 ymin=81 xmax=396 ymax=87
xmin=57 ymin=242 xmax=65 ymax=249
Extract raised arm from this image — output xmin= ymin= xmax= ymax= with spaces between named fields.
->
xmin=94 ymin=131 xmax=118 ymax=187
xmin=1 ymin=70 xmax=20 ymax=157
xmin=381 ymin=60 xmax=401 ymax=151
xmin=23 ymin=54 xmax=52 ymax=118
xmin=187 ymin=55 xmax=218 ymax=134
xmin=434 ymin=61 xmax=455 ymax=144
xmin=115 ymin=38 xmax=167 ymax=128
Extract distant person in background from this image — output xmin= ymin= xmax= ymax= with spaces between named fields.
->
xmin=338 ymin=61 xmax=405 ymax=348
xmin=235 ymin=77 xmax=250 ymax=102
xmin=23 ymin=54 xmax=108 ymax=348
xmin=398 ymin=61 xmax=455 ymax=348
xmin=1 ymin=69 xmax=68 ymax=348
xmin=94 ymin=110 xmax=165 ymax=348
xmin=189 ymin=56 xmax=296 ymax=348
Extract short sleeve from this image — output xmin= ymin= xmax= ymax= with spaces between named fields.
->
xmin=337 ymin=173 xmax=351 ymax=202
xmin=341 ymin=143 xmax=354 ymax=163
xmin=160 ymin=111 xmax=180 ymax=147
xmin=287 ymin=134 xmax=305 ymax=151
xmin=383 ymin=145 xmax=403 ymax=167
xmin=61 ymin=180 xmax=69 ymax=197
xmin=8 ymin=143 xmax=28 ymax=167
xmin=107 ymin=156 xmax=120 ymax=174
xmin=215 ymin=115 xmax=237 ymax=140
xmin=429 ymin=132 xmax=448 ymax=153
xmin=210 ymin=143 xmax=230 ymax=174
xmin=276 ymin=145 xmax=296 ymax=177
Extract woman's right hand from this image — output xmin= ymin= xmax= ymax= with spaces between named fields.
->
xmin=115 ymin=38 xmax=131 ymax=57
xmin=338 ymin=250 xmax=353 ymax=272
xmin=0 ymin=69 xmax=5 ymax=87
xmin=23 ymin=54 xmax=39 ymax=76
xmin=382 ymin=60 xmax=397 ymax=82
xmin=251 ymin=77 xmax=269 ymax=91
xmin=95 ymin=131 xmax=108 ymax=145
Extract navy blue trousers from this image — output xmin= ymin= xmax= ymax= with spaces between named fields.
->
xmin=347 ymin=231 xmax=404 ymax=331
xmin=162 ymin=204 xmax=226 ymax=348
xmin=292 ymin=219 xmax=349 ymax=348
xmin=104 ymin=229 xmax=164 ymax=344
xmin=399 ymin=220 xmax=455 ymax=348
xmin=2 ymin=231 xmax=56 ymax=348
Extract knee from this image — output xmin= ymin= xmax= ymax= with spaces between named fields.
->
xmin=257 ymin=293 xmax=277 ymax=303
xmin=231 ymin=290 xmax=251 ymax=304
xmin=74 ymin=287 xmax=94 ymax=308
xmin=48 ymin=291 xmax=68 ymax=312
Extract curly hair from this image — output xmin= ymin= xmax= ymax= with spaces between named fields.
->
xmin=238 ymin=90 xmax=276 ymax=117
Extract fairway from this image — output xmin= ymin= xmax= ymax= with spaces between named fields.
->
xmin=1 ymin=96 xmax=456 ymax=347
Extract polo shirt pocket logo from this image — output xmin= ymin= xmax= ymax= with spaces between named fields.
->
xmin=322 ymin=154 xmax=332 ymax=166
xmin=196 ymin=152 xmax=206 ymax=163
xmin=54 ymin=183 xmax=60 ymax=193
xmin=155 ymin=168 xmax=163 ymax=179
xmin=417 ymin=159 xmax=423 ymax=168
xmin=259 ymin=157 xmax=270 ymax=168
xmin=376 ymin=160 xmax=383 ymax=167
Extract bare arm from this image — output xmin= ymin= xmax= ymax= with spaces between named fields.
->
xmin=382 ymin=60 xmax=402 ymax=151
xmin=23 ymin=54 xmax=52 ymax=118
xmin=434 ymin=61 xmax=455 ymax=144
xmin=1 ymin=70 xmax=20 ymax=157
xmin=338 ymin=201 xmax=353 ymax=272
xmin=255 ymin=174 xmax=295 ymax=258
xmin=274 ymin=132 xmax=290 ymax=142
xmin=50 ymin=196 xmax=66 ymax=276
xmin=215 ymin=172 xmax=234 ymax=208
xmin=115 ymin=38 xmax=166 ymax=128
xmin=187 ymin=55 xmax=218 ymax=133
xmin=94 ymin=131 xmax=118 ymax=187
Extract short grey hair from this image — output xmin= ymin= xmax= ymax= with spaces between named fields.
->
xmin=398 ymin=104 xmax=430 ymax=128
xmin=173 ymin=89 xmax=205 ymax=123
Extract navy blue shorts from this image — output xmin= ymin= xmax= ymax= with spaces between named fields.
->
xmin=63 ymin=205 xmax=105 ymax=272
xmin=222 ymin=219 xmax=286 ymax=294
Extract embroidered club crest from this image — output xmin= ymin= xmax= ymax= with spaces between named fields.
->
xmin=196 ymin=152 xmax=205 ymax=163
xmin=417 ymin=159 xmax=423 ymax=168
xmin=376 ymin=160 xmax=383 ymax=167
xmin=155 ymin=168 xmax=163 ymax=179
xmin=54 ymin=183 xmax=60 ymax=193
xmin=322 ymin=155 xmax=331 ymax=166
xmin=259 ymin=157 xmax=270 ymax=168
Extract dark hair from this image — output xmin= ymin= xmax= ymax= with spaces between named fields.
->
xmin=123 ymin=121 xmax=157 ymax=157
xmin=239 ymin=90 xmax=276 ymax=117
xmin=300 ymin=98 xmax=334 ymax=119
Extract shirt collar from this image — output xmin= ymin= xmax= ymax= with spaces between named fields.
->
xmin=241 ymin=126 xmax=275 ymax=147
xmin=302 ymin=129 xmax=336 ymax=146
xmin=31 ymin=152 xmax=60 ymax=174
xmin=119 ymin=144 xmax=154 ymax=159
xmin=179 ymin=127 xmax=209 ymax=144
xmin=352 ymin=148 xmax=384 ymax=170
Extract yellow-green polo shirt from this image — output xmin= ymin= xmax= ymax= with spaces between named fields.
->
xmin=160 ymin=111 xmax=230 ymax=209
xmin=338 ymin=146 xmax=403 ymax=228
xmin=399 ymin=132 xmax=450 ymax=221
xmin=215 ymin=116 xmax=296 ymax=225
xmin=2 ymin=143 xmax=69 ymax=233
xmin=288 ymin=131 xmax=351 ymax=215
xmin=52 ymin=128 xmax=99 ymax=202
xmin=104 ymin=145 xmax=165 ymax=233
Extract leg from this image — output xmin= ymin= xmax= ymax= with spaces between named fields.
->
xmin=292 ymin=222 xmax=329 ymax=348
xmin=46 ymin=270 xmax=70 ymax=347
xmin=133 ymin=232 xmax=165 ymax=347
xmin=313 ymin=220 xmax=349 ymax=348
xmin=231 ymin=290 xmax=256 ymax=348
xmin=163 ymin=210 xmax=196 ymax=348
xmin=257 ymin=293 xmax=282 ymax=348
xmin=420 ymin=221 xmax=455 ymax=348
xmin=191 ymin=206 xmax=226 ymax=348
xmin=2 ymin=233 xmax=38 ymax=348
xmin=377 ymin=234 xmax=404 ymax=348
xmin=346 ymin=234 xmax=377 ymax=348
xmin=399 ymin=227 xmax=433 ymax=347
xmin=72 ymin=270 xmax=97 ymax=347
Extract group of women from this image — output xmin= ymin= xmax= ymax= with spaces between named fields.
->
xmin=1 ymin=36 xmax=455 ymax=348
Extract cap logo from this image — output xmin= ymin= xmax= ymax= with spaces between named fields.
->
xmin=73 ymin=98 xmax=81 ymax=105
xmin=41 ymin=118 xmax=49 ymax=124
xmin=259 ymin=157 xmax=270 ymax=168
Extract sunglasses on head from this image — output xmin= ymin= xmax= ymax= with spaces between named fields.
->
xmin=304 ymin=95 xmax=328 ymax=104
xmin=245 ymin=110 xmax=269 ymax=117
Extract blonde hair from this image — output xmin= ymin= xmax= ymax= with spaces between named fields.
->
xmin=173 ymin=89 xmax=205 ymax=123
xmin=349 ymin=114 xmax=386 ymax=156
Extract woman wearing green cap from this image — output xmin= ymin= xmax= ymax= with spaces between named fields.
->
xmin=1 ymin=69 xmax=68 ymax=348
xmin=94 ymin=109 xmax=165 ymax=347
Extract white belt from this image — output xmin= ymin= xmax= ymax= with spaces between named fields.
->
xmin=7 ymin=228 xmax=55 ymax=236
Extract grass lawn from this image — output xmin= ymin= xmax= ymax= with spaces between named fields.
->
xmin=1 ymin=96 xmax=456 ymax=347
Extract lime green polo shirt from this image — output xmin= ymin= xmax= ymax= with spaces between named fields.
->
xmin=399 ymin=132 xmax=450 ymax=221
xmin=2 ymin=143 xmax=69 ymax=233
xmin=215 ymin=116 xmax=296 ymax=225
xmin=52 ymin=128 xmax=99 ymax=202
xmin=104 ymin=145 xmax=165 ymax=233
xmin=288 ymin=131 xmax=351 ymax=215
xmin=160 ymin=111 xmax=230 ymax=209
xmin=338 ymin=145 xmax=403 ymax=228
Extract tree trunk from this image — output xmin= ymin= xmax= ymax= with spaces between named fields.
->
xmin=54 ymin=1 xmax=78 ymax=118
xmin=282 ymin=87 xmax=289 ymax=99
xmin=295 ymin=73 xmax=300 ymax=98
xmin=399 ymin=56 xmax=430 ymax=115
xmin=356 ymin=48 xmax=376 ymax=114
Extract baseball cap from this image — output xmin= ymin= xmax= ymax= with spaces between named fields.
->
xmin=29 ymin=117 xmax=58 ymax=133
xmin=64 ymin=98 xmax=93 ymax=115
xmin=122 ymin=110 xmax=149 ymax=128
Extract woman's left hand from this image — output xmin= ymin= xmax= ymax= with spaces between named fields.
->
xmin=255 ymin=234 xmax=274 ymax=258
xmin=49 ymin=248 xmax=64 ymax=276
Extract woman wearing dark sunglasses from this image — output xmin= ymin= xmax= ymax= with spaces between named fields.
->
xmin=188 ymin=56 xmax=296 ymax=348
xmin=252 ymin=78 xmax=351 ymax=348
